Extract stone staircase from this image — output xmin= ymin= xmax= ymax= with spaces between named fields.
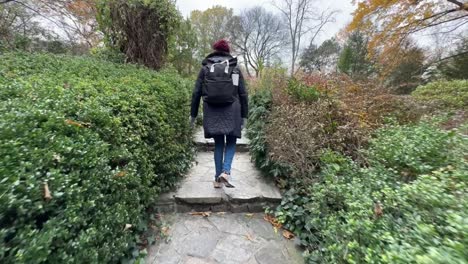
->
xmin=145 ymin=213 xmax=305 ymax=264
xmin=155 ymin=128 xmax=282 ymax=213
xmin=146 ymin=128 xmax=304 ymax=264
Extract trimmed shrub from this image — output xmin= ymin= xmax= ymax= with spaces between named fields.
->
xmin=248 ymin=71 xmax=465 ymax=263
xmin=327 ymin=75 xmax=422 ymax=128
xmin=365 ymin=122 xmax=460 ymax=180
xmin=265 ymin=97 xmax=364 ymax=185
xmin=0 ymin=52 xmax=193 ymax=263
xmin=286 ymin=78 xmax=320 ymax=102
xmin=412 ymin=80 xmax=468 ymax=109
xmin=89 ymin=46 xmax=127 ymax=64
xmin=246 ymin=67 xmax=295 ymax=186
xmin=274 ymin=124 xmax=467 ymax=263
xmin=251 ymin=74 xmax=421 ymax=187
xmin=246 ymin=89 xmax=292 ymax=186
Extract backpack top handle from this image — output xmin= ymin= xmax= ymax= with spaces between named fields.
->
xmin=210 ymin=59 xmax=230 ymax=74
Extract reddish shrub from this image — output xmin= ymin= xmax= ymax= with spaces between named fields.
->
xmin=262 ymin=73 xmax=423 ymax=181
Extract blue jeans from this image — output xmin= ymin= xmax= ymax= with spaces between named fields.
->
xmin=213 ymin=135 xmax=237 ymax=180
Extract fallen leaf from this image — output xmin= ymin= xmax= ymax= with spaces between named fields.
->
xmin=189 ymin=212 xmax=203 ymax=216
xmin=282 ymin=230 xmax=295 ymax=240
xmin=374 ymin=202 xmax=383 ymax=218
xmin=217 ymin=212 xmax=226 ymax=215
xmin=115 ymin=171 xmax=127 ymax=178
xmin=65 ymin=119 xmax=83 ymax=127
xmin=245 ymin=233 xmax=254 ymax=241
xmin=161 ymin=226 xmax=170 ymax=236
xmin=245 ymin=213 xmax=254 ymax=218
xmin=189 ymin=212 xmax=211 ymax=217
xmin=65 ymin=119 xmax=91 ymax=128
xmin=264 ymin=214 xmax=282 ymax=229
xmin=43 ymin=183 xmax=52 ymax=201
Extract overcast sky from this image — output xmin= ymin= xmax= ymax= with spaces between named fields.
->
xmin=175 ymin=0 xmax=356 ymax=45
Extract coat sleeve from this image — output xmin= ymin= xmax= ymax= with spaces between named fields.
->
xmin=190 ymin=68 xmax=204 ymax=118
xmin=238 ymin=71 xmax=249 ymax=118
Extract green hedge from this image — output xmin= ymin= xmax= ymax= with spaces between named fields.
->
xmin=246 ymin=89 xmax=292 ymax=182
xmin=273 ymin=123 xmax=467 ymax=263
xmin=0 ymin=52 xmax=193 ymax=263
xmin=412 ymin=80 xmax=468 ymax=109
xmin=248 ymin=82 xmax=467 ymax=263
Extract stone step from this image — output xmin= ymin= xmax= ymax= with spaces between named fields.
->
xmin=194 ymin=127 xmax=250 ymax=152
xmin=145 ymin=213 xmax=305 ymax=264
xmin=155 ymin=152 xmax=282 ymax=213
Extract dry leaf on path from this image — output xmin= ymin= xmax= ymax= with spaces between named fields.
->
xmin=245 ymin=213 xmax=254 ymax=218
xmin=263 ymin=214 xmax=282 ymax=229
xmin=161 ymin=226 xmax=170 ymax=236
xmin=245 ymin=233 xmax=254 ymax=241
xmin=189 ymin=212 xmax=211 ymax=217
xmin=282 ymin=230 xmax=295 ymax=240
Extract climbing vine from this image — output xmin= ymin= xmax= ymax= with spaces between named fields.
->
xmin=96 ymin=0 xmax=181 ymax=70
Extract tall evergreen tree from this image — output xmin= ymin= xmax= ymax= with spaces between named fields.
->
xmin=300 ymin=38 xmax=341 ymax=73
xmin=338 ymin=31 xmax=374 ymax=79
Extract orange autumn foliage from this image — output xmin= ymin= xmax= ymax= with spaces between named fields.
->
xmin=66 ymin=0 xmax=96 ymax=18
xmin=33 ymin=0 xmax=100 ymax=46
xmin=347 ymin=0 xmax=468 ymax=73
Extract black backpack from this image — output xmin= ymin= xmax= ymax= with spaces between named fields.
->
xmin=202 ymin=57 xmax=239 ymax=105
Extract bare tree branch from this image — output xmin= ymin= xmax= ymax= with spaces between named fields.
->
xmin=446 ymin=0 xmax=468 ymax=11
xmin=229 ymin=6 xmax=289 ymax=77
xmin=273 ymin=0 xmax=337 ymax=76
xmin=437 ymin=49 xmax=468 ymax=62
xmin=0 ymin=0 xmax=16 ymax=4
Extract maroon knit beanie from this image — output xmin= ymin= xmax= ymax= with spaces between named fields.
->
xmin=213 ymin=39 xmax=230 ymax=53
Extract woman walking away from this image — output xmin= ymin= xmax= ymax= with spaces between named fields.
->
xmin=190 ymin=39 xmax=249 ymax=189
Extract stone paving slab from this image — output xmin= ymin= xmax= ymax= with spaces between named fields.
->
xmin=155 ymin=152 xmax=282 ymax=213
xmin=146 ymin=213 xmax=304 ymax=264
xmin=194 ymin=127 xmax=249 ymax=152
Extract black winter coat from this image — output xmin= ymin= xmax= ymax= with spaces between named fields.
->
xmin=191 ymin=51 xmax=248 ymax=139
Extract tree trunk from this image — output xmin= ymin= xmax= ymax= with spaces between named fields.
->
xmin=291 ymin=41 xmax=296 ymax=76
xmin=243 ymin=54 xmax=252 ymax=77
